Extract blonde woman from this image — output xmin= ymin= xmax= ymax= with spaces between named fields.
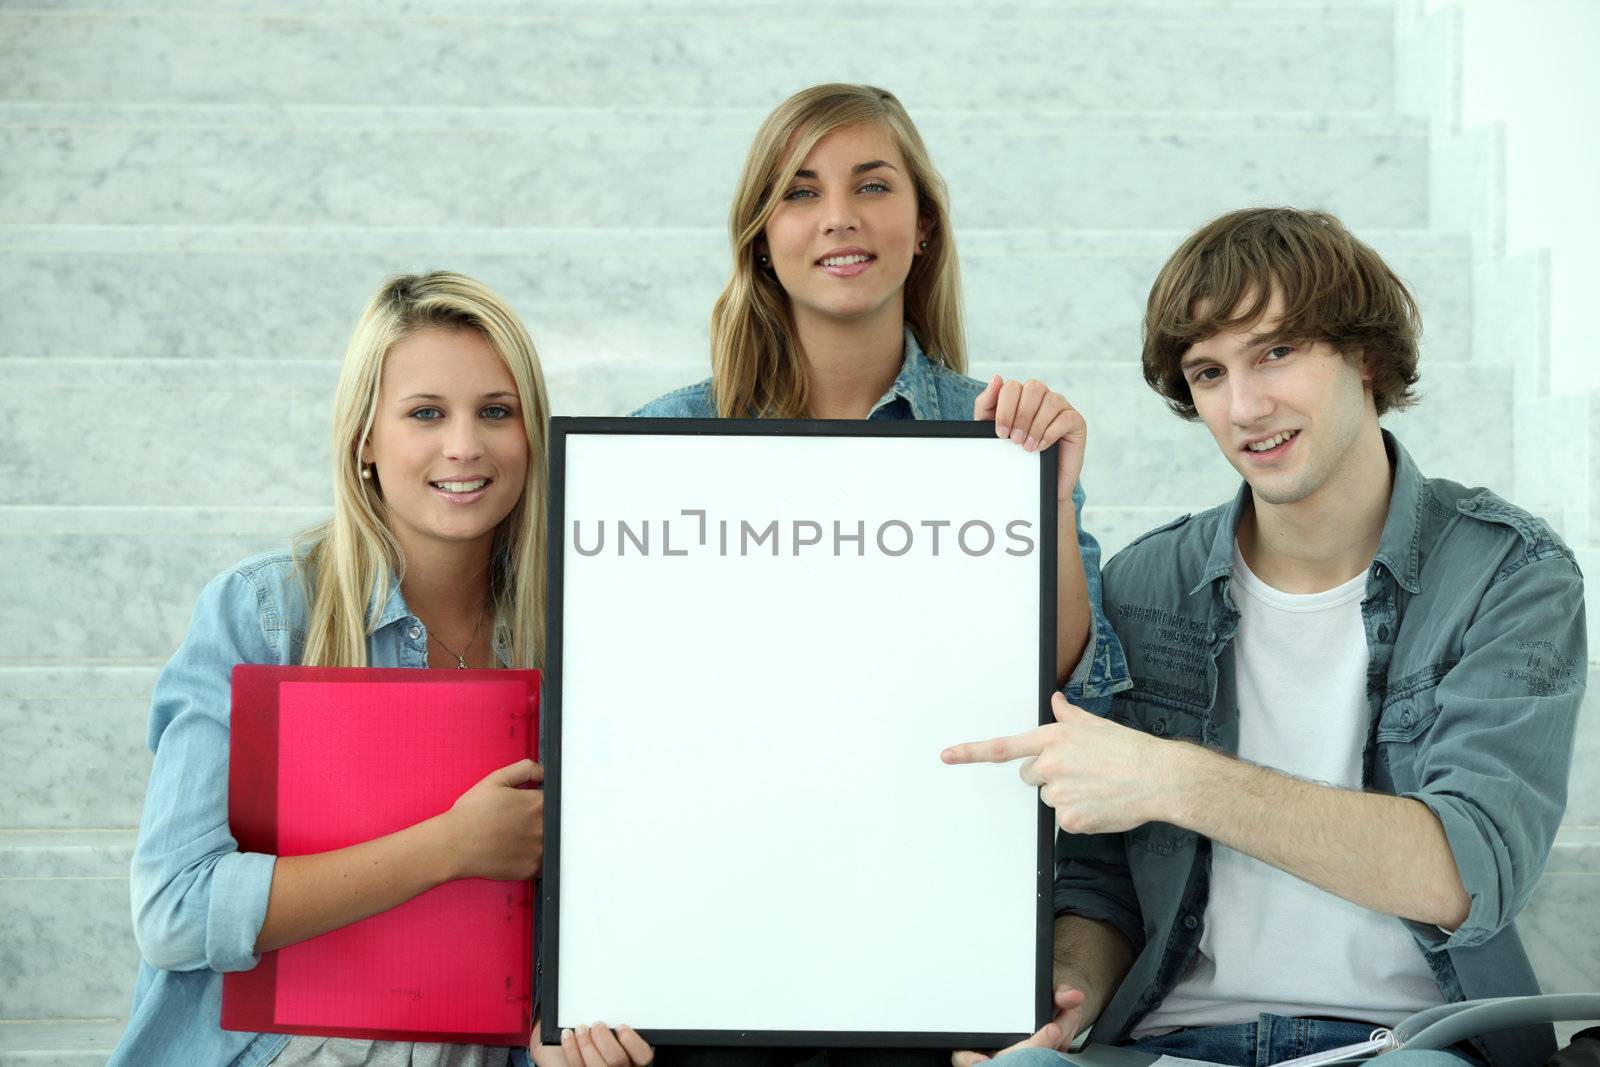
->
xmin=110 ymin=273 xmax=651 ymax=1067
xmin=632 ymin=85 xmax=1129 ymax=1066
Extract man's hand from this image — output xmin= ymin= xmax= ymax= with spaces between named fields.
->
xmin=942 ymin=693 xmax=1176 ymax=834
xmin=951 ymin=987 xmax=1087 ymax=1066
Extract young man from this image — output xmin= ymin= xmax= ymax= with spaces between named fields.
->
xmin=945 ymin=208 xmax=1585 ymax=1067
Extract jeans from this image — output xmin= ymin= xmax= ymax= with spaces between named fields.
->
xmin=990 ymin=1014 xmax=1478 ymax=1066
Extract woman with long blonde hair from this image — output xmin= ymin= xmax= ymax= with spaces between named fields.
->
xmin=111 ymin=273 xmax=651 ymax=1067
xmin=634 ymin=84 xmax=1128 ymax=1066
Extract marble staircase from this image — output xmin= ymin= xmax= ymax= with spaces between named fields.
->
xmin=2 ymin=1 xmax=1596 ymax=1062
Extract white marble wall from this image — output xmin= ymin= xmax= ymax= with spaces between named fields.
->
xmin=3 ymin=0 xmax=1596 ymax=1061
xmin=1 ymin=5 xmax=1394 ymax=112
xmin=0 ymin=228 xmax=1473 ymax=366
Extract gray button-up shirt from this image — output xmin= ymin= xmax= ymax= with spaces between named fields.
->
xmin=1055 ymin=431 xmax=1586 ymax=1067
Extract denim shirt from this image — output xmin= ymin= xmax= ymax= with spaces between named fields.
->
xmin=631 ymin=327 xmax=1130 ymax=706
xmin=111 ymin=549 xmax=532 ymax=1067
xmin=1054 ymin=432 xmax=1586 ymax=1067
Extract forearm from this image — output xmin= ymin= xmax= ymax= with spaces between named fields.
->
xmin=1164 ymin=744 xmax=1470 ymax=928
xmin=1055 ymin=521 xmax=1090 ymax=685
xmin=1052 ymin=912 xmax=1134 ymax=1028
xmin=254 ymin=812 xmax=460 ymax=954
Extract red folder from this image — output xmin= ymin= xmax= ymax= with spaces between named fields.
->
xmin=223 ymin=665 xmax=540 ymax=1046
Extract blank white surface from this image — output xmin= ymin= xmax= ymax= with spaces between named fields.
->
xmin=554 ymin=430 xmax=1046 ymax=1037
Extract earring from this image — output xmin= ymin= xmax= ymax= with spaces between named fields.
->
xmin=918 ymin=240 xmax=930 ymax=251
xmin=757 ymin=253 xmax=770 ymax=266
xmin=360 ymin=465 xmax=372 ymax=480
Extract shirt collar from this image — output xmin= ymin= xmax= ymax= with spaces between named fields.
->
xmin=867 ymin=327 xmax=943 ymax=420
xmin=366 ymin=565 xmax=411 ymax=634
xmin=1369 ymin=430 xmax=1427 ymax=594
xmin=1192 ymin=428 xmax=1423 ymax=597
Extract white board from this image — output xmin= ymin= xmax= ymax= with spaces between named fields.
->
xmin=544 ymin=419 xmax=1051 ymax=1046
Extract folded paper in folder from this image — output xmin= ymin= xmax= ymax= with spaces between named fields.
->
xmin=222 ymin=665 xmax=540 ymax=1046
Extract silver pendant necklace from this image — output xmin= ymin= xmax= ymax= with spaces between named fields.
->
xmin=427 ymin=608 xmax=487 ymax=670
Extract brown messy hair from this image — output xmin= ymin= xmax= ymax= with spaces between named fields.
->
xmin=1142 ymin=207 xmax=1421 ymax=419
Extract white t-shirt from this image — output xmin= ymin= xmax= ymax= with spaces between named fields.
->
xmin=1133 ymin=545 xmax=1444 ymax=1035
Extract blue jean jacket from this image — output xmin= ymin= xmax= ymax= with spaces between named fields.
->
xmin=631 ymin=328 xmax=1131 ymax=708
xmin=110 ymin=550 xmax=533 ymax=1067
xmin=1054 ymin=433 xmax=1586 ymax=1067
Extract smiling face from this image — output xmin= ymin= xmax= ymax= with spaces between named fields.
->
xmin=360 ymin=325 xmax=530 ymax=556
xmin=760 ymin=122 xmax=929 ymax=335
xmin=1180 ymin=290 xmax=1378 ymax=508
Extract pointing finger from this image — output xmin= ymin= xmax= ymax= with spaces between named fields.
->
xmin=942 ymin=725 xmax=1053 ymax=765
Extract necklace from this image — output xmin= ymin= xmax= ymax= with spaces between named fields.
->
xmin=428 ymin=608 xmax=487 ymax=670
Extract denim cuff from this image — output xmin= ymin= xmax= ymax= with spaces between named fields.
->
xmin=205 ymin=850 xmax=277 ymax=973
xmin=1063 ymin=611 xmax=1133 ymax=709
xmin=1401 ymin=791 xmax=1506 ymax=950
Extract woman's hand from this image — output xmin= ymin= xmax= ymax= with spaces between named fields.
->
xmin=530 ymin=1020 xmax=654 ymax=1067
xmin=440 ymin=758 xmax=544 ymax=881
xmin=974 ymin=374 xmax=1088 ymax=503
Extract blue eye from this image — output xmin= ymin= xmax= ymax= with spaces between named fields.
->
xmin=782 ymin=186 xmax=817 ymax=201
xmin=859 ymin=180 xmax=890 ymax=194
xmin=409 ymin=407 xmax=443 ymax=421
xmin=481 ymin=404 xmax=513 ymax=420
xmin=1265 ymin=344 xmax=1294 ymax=360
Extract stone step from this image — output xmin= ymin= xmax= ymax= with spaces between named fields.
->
xmin=0 ymin=3 xmax=1395 ymax=114
xmin=0 ymin=832 xmax=142 ymax=1023
xmin=0 ymin=357 xmax=1512 ymax=508
xmin=0 ymin=227 xmax=1473 ymax=366
xmin=0 ymin=827 xmax=1593 ymax=1037
xmin=0 ymin=0 xmax=1400 ymax=7
xmin=0 ymin=665 xmax=162 ymax=830
xmin=0 ymin=105 xmax=1428 ymax=231
xmin=0 ymin=1020 xmax=126 ymax=1067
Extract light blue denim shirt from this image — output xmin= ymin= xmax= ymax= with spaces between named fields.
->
xmin=631 ymin=327 xmax=1130 ymax=707
xmin=111 ymin=549 xmax=531 ymax=1067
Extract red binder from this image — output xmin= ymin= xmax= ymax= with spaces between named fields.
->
xmin=223 ymin=665 xmax=540 ymax=1046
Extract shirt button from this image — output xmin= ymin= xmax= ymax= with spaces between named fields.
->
xmin=1462 ymin=500 xmax=1478 ymax=512
xmin=1377 ymin=624 xmax=1391 ymax=642
xmin=408 ymin=625 xmax=422 ymax=639
xmin=1152 ymin=719 xmax=1167 ymax=736
xmin=1183 ymin=914 xmax=1199 ymax=931
xmin=1401 ymin=710 xmax=1413 ymax=727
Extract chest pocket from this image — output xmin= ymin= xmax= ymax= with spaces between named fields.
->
xmin=1376 ymin=681 xmax=1443 ymax=743
xmin=1375 ymin=684 xmax=1443 ymax=793
xmin=1109 ymin=693 xmax=1203 ymax=855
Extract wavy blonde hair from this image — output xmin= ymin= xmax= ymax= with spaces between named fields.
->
xmin=298 ymin=272 xmax=552 ymax=668
xmin=710 ymin=83 xmax=965 ymax=418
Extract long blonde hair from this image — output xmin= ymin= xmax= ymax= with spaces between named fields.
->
xmin=298 ymin=272 xmax=552 ymax=668
xmin=710 ymin=83 xmax=966 ymax=418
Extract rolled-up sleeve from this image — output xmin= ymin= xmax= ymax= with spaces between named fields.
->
xmin=1063 ymin=481 xmax=1132 ymax=715
xmin=130 ymin=569 xmax=279 ymax=973
xmin=1053 ymin=824 xmax=1145 ymax=955
xmin=1401 ymin=554 xmax=1586 ymax=951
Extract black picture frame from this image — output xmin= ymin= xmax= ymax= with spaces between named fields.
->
xmin=540 ymin=416 xmax=1056 ymax=1049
